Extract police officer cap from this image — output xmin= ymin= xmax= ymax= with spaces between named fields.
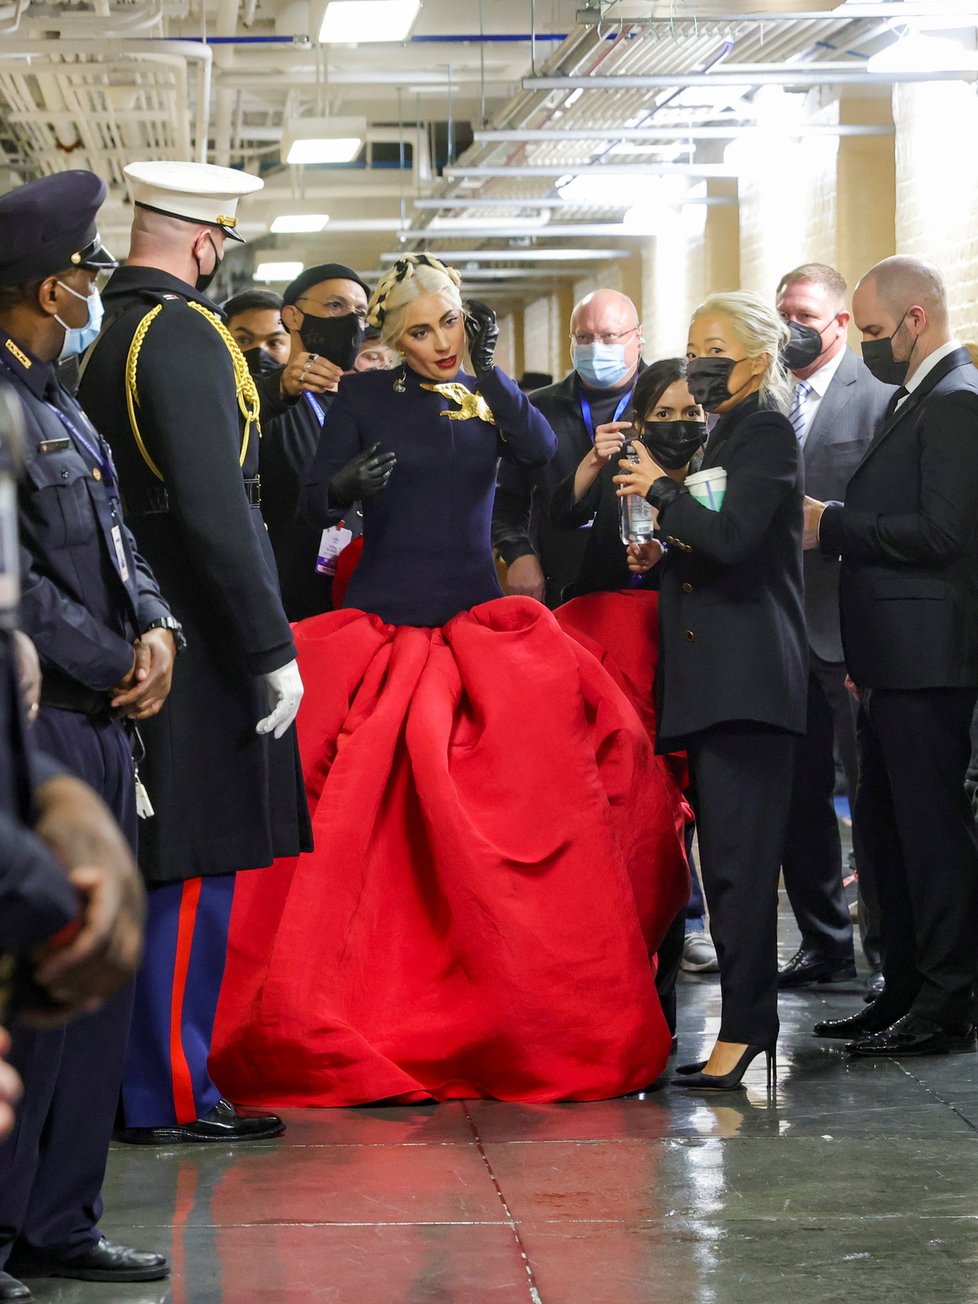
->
xmin=0 ymin=170 xmax=117 ymax=289
xmin=125 ymin=160 xmax=263 ymax=243
xmin=283 ymin=263 xmax=371 ymax=306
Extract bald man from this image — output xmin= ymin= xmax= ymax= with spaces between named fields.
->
xmin=805 ymin=255 xmax=978 ymax=1058
xmin=492 ymin=289 xmax=645 ymax=606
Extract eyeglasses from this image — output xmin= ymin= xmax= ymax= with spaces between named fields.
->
xmin=297 ymin=295 xmax=369 ymax=322
xmin=570 ymin=326 xmax=640 ymax=347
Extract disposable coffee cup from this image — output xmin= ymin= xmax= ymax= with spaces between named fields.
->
xmin=685 ymin=466 xmax=727 ymax=511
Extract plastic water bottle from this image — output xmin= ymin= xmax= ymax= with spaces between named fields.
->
xmin=619 ymin=442 xmax=657 ymax=545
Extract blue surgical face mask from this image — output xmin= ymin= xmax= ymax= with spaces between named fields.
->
xmin=55 ymin=281 xmax=104 ymax=360
xmin=571 ymin=341 xmax=631 ymax=389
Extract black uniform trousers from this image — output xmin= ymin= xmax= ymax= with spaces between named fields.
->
xmin=855 ymin=686 xmax=978 ymax=1027
xmin=781 ymin=652 xmax=858 ymax=962
xmin=0 ymin=707 xmax=135 ymax=1266
xmin=687 ymin=722 xmax=796 ymax=1045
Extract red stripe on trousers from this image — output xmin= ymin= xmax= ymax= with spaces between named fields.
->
xmin=170 ymin=877 xmax=203 ymax=1124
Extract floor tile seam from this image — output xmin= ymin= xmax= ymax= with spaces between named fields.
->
xmin=193 ymin=1140 xmax=482 ymax=1149
xmin=108 ymin=1219 xmax=521 ymax=1228
xmin=106 ymin=1212 xmax=978 ymax=1231
xmin=896 ymin=1067 xmax=978 ymax=1133
xmin=463 ymin=1102 xmax=545 ymax=1304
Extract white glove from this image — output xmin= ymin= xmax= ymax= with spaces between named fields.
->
xmin=256 ymin=659 xmax=303 ymax=740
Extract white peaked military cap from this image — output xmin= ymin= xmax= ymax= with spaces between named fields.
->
xmin=124 ymin=160 xmax=264 ymax=243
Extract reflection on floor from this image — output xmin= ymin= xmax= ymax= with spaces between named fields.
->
xmin=27 ymin=878 xmax=978 ymax=1304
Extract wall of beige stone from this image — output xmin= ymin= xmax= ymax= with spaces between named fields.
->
xmin=517 ymin=77 xmax=977 ymax=379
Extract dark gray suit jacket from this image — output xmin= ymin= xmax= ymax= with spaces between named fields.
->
xmin=800 ymin=348 xmax=893 ymax=662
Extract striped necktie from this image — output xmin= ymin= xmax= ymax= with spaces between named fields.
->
xmin=788 ymin=379 xmax=812 ymax=443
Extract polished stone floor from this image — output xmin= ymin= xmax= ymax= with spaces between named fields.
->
xmin=22 ymin=842 xmax=978 ymax=1303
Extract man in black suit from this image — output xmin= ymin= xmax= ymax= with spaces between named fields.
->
xmin=775 ymin=264 xmax=892 ymax=992
xmin=491 ymin=289 xmax=645 ymax=607
xmin=806 ymin=255 xmax=978 ymax=1057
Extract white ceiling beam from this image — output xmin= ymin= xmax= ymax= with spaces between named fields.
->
xmin=472 ymin=124 xmax=894 ymax=142
xmin=445 ymin=164 xmax=739 ymax=179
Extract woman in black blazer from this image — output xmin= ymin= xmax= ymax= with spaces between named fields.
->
xmin=617 ymin=292 xmax=808 ymax=1089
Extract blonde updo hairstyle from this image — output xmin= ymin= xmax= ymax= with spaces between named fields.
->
xmin=367 ymin=253 xmax=463 ymax=353
xmin=691 ymin=290 xmax=792 ymax=414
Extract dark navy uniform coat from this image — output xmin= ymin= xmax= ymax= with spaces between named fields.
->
xmin=0 ymin=330 xmax=171 ymax=708
xmin=79 ymin=267 xmax=311 ymax=883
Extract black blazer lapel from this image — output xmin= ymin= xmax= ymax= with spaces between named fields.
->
xmin=852 ymin=347 xmax=973 ymax=472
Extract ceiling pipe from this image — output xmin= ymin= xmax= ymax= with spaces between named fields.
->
xmin=472 ymin=124 xmax=894 ymax=142
xmin=214 ymin=69 xmax=514 ymax=87
xmin=395 ymin=217 xmax=731 ymax=239
xmin=446 ymin=164 xmax=739 ymax=178
xmin=524 ymin=68 xmax=978 ymax=89
xmin=576 ymin=3 xmax=978 ymax=19
xmin=413 ymin=197 xmax=571 ymax=209
xmin=379 ymin=248 xmax=629 ymax=262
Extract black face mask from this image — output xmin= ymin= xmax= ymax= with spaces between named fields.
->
xmin=861 ymin=309 xmax=915 ymax=386
xmin=637 ymin=419 xmax=708 ymax=470
xmin=782 ymin=321 xmax=824 ymax=372
xmin=195 ymin=233 xmax=223 ymax=294
xmin=297 ymin=311 xmax=365 ymax=371
xmin=242 ymin=346 xmax=280 ymax=378
xmin=685 ymin=356 xmax=755 ymax=413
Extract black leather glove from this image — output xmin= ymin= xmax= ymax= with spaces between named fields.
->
xmin=329 ymin=442 xmax=396 ymax=508
xmin=464 ymin=299 xmax=499 ymax=377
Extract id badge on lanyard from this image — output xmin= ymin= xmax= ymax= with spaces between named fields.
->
xmin=577 ymin=387 xmax=634 ymax=530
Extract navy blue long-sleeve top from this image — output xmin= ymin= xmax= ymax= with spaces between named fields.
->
xmin=302 ymin=364 xmax=557 ymax=627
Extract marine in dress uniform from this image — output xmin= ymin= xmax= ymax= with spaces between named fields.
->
xmin=79 ymin=160 xmax=312 ymax=1142
xmin=0 ymin=172 xmax=170 ymax=1296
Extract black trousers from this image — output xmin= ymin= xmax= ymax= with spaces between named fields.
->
xmin=781 ymin=654 xmax=856 ymax=962
xmin=855 ymin=687 xmax=978 ymax=1026
xmin=0 ymin=708 xmax=136 ymax=1266
xmin=687 ymin=723 xmax=796 ymax=1045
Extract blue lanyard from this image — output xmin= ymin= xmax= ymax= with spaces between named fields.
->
xmin=578 ymin=388 xmax=634 ymax=443
xmin=303 ymin=391 xmax=327 ymax=424
xmin=44 ymin=400 xmax=120 ymax=498
xmin=0 ymin=354 xmax=119 ymax=496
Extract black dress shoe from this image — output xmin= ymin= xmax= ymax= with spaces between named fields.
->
xmin=117 ymin=1097 xmax=285 ymax=1144
xmin=10 ymin=1237 xmax=168 ymax=1282
xmin=0 ymin=1272 xmax=31 ymax=1301
xmin=778 ymin=947 xmax=857 ymax=989
xmin=863 ymin=970 xmax=885 ymax=1002
xmin=812 ymin=1000 xmax=902 ymax=1039
xmin=846 ymin=1014 xmax=977 ymax=1059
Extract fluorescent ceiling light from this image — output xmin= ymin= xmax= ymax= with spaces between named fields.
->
xmin=282 ymin=116 xmax=366 ymax=165
xmin=428 ymin=213 xmax=551 ymax=232
xmin=606 ymin=142 xmax=691 ymax=160
xmin=380 ymin=249 xmax=627 ymax=263
xmin=319 ymin=0 xmax=421 ymax=43
xmin=557 ymin=174 xmax=663 ymax=207
xmin=254 ymin=261 xmax=304 ymax=281
xmin=866 ymin=31 xmax=978 ymax=74
xmin=270 ymin=214 xmax=330 ymax=233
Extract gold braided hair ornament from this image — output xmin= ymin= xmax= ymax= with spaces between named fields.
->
xmin=370 ymin=253 xmax=497 ymax=428
xmin=125 ymin=300 xmax=260 ymax=481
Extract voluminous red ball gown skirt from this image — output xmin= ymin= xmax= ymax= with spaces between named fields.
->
xmin=210 ymin=596 xmax=689 ymax=1106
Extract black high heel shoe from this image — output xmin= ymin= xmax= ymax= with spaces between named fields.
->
xmin=672 ymin=1043 xmax=776 ymax=1091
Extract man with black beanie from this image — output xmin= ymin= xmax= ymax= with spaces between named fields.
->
xmin=259 ymin=263 xmax=371 ymax=619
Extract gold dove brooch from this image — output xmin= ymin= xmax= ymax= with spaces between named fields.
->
xmin=420 ymin=381 xmax=497 ymax=427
